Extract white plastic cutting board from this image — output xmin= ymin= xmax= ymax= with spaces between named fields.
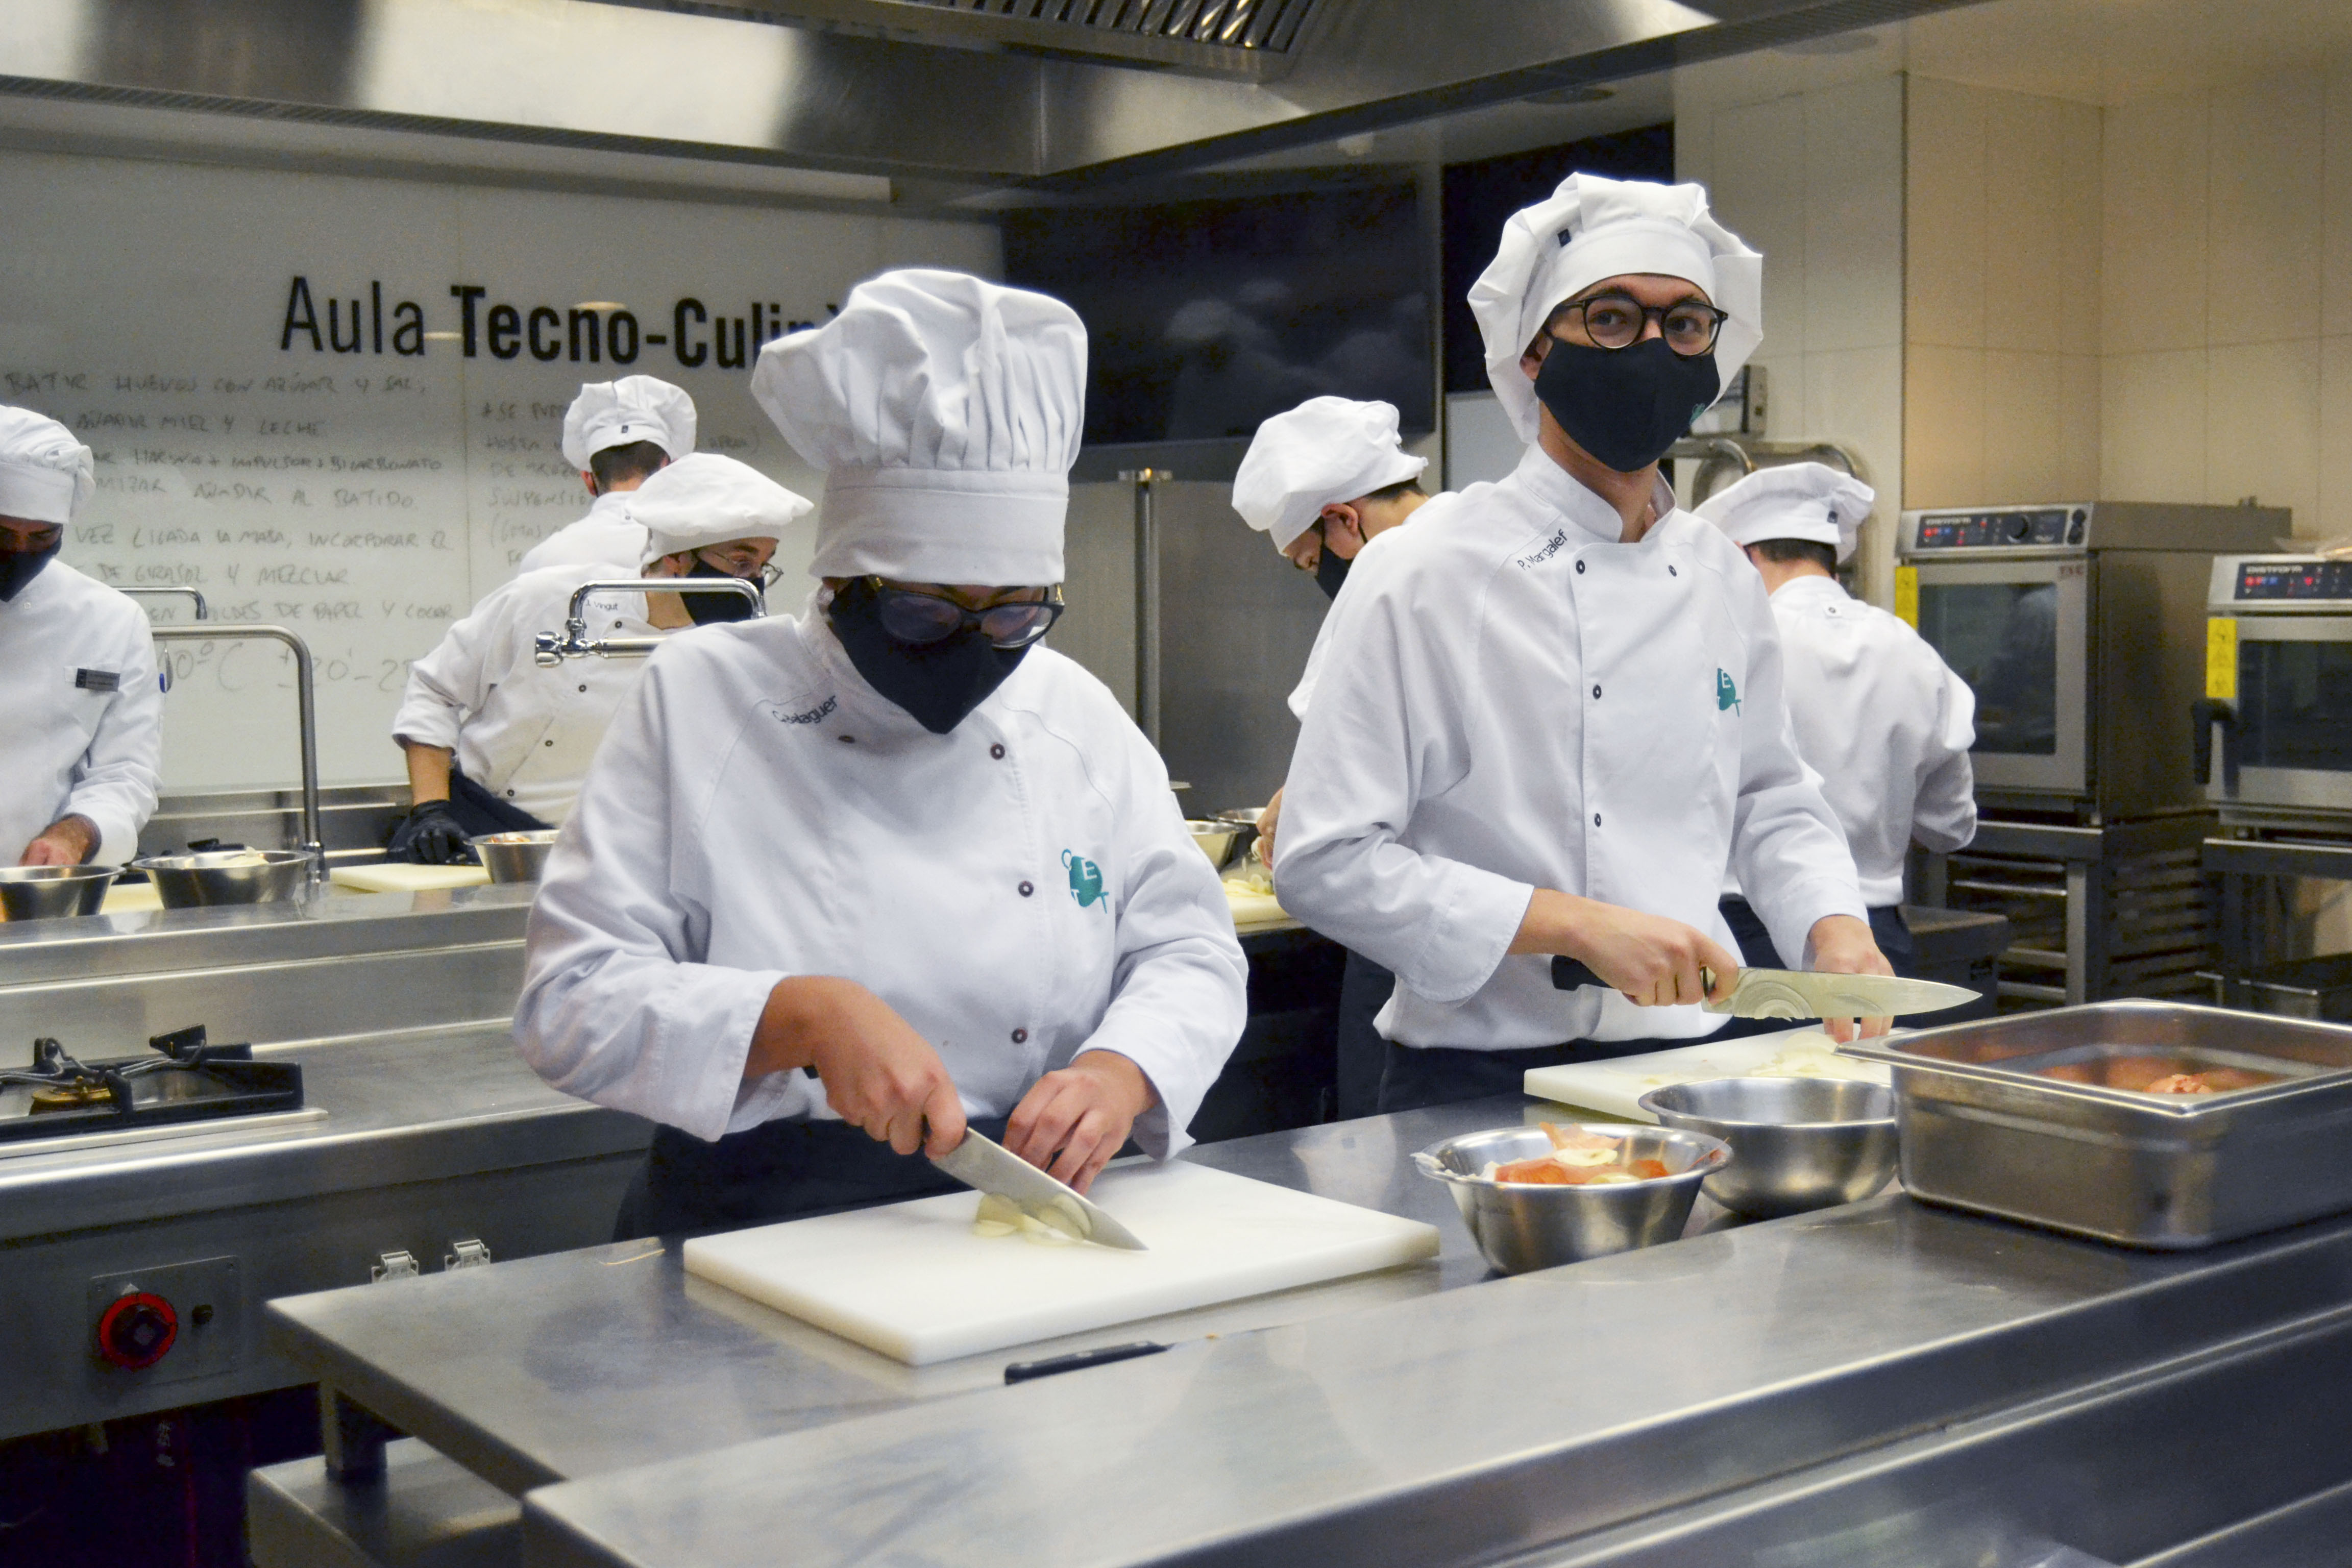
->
xmin=683 ymin=1160 xmax=1440 ymax=1366
xmin=1524 ymin=1027 xmax=1893 ymax=1122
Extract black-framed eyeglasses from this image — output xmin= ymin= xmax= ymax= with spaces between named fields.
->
xmin=695 ymin=548 xmax=781 ymax=591
xmin=863 ymin=578 xmax=1066 ymax=649
xmin=1553 ymin=291 xmax=1727 ymax=357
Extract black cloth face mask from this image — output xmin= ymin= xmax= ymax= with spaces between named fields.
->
xmin=678 ymin=558 xmax=762 ymax=625
xmin=1314 ymin=535 xmax=1352 ymax=601
xmin=0 ymin=539 xmax=60 ymax=603
xmin=1533 ymin=336 xmax=1721 ymax=474
xmin=827 ymin=578 xmax=1030 ymax=735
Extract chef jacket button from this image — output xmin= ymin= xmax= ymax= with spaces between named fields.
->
xmin=1011 ymin=1027 xmax=1028 ymax=1044
xmin=1592 ymin=684 xmax=1602 ymax=699
xmin=1575 ymin=560 xmax=1586 ymax=574
xmin=1669 ymin=566 xmax=1678 ymax=577
xmin=1593 ymin=813 xmax=1602 ymax=826
xmin=506 ymin=790 xmax=516 ymax=798
xmin=838 ymin=734 xmax=855 ymax=744
xmin=577 ymin=684 xmax=587 ymax=693
xmin=1019 ymin=880 xmax=1034 ymax=897
xmin=990 ymin=743 xmax=1006 ymax=760
xmin=544 ymin=739 xmax=554 ymax=747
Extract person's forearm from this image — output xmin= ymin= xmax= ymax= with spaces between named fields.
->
xmin=401 ymin=741 xmax=454 ymax=804
xmin=1507 ymin=887 xmax=1588 ymax=955
xmin=744 ymin=975 xmax=853 ymax=1081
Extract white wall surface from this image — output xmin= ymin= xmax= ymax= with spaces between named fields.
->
xmin=0 ymin=148 xmax=995 ymax=791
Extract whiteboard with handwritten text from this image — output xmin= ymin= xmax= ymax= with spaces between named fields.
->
xmin=0 ymin=148 xmax=996 ymax=790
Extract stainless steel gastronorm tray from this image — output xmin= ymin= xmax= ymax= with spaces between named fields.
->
xmin=1839 ymin=1001 xmax=2352 ymax=1248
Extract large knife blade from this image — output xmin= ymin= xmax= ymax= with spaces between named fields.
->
xmin=1549 ymin=957 xmax=1977 ymax=1019
xmin=927 ymin=1130 xmax=1148 ymax=1252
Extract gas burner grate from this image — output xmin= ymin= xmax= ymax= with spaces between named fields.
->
xmin=0 ymin=1026 xmax=304 ymax=1144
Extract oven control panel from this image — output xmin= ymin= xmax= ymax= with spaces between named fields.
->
xmin=2209 ymin=556 xmax=2352 ymax=612
xmin=1906 ymin=506 xmax=2087 ymax=552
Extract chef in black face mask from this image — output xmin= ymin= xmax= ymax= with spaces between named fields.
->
xmin=513 ymin=270 xmax=1247 ymax=1240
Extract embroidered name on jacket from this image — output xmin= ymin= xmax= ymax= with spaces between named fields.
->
xmin=1515 ymin=530 xmax=1572 ymax=570
xmin=769 ymin=695 xmax=838 ymax=726
xmin=74 ymin=668 xmax=120 ymax=692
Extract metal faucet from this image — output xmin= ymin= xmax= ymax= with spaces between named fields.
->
xmin=531 ymin=577 xmax=765 ymax=666
xmin=148 ymin=624 xmax=325 ymax=885
xmin=121 ymin=586 xmax=210 ymax=621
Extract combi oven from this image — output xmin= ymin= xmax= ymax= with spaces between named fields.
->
xmin=2201 ymin=555 xmax=2352 ymax=825
xmin=1898 ymin=502 xmax=2284 ymax=820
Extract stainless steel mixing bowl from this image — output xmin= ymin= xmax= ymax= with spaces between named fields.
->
xmin=1186 ymin=820 xmax=1240 ymax=869
xmin=0 ymin=865 xmax=119 ymax=921
xmin=475 ymin=830 xmax=560 ymax=884
xmin=1638 ymin=1077 xmax=1899 ymax=1219
xmin=134 ymin=850 xmax=313 ymax=908
xmin=1414 ymin=1123 xmax=1732 ymax=1275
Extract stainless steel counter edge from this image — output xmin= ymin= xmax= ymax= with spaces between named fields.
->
xmin=513 ymin=1199 xmax=2352 ymax=1568
xmin=0 ymin=1028 xmax=649 ymax=1242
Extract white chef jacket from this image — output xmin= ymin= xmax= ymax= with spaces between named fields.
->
xmin=0 ymin=560 xmax=162 ymax=865
xmin=1287 ymin=520 xmax=1412 ymax=722
xmin=513 ymin=610 xmax=1249 ymax=1152
xmin=1277 ymin=445 xmax=1868 ymax=1050
xmin=391 ymin=562 xmax=658 ymax=825
xmin=513 ymin=492 xmax=647 ymax=578
xmin=1731 ymin=575 xmax=1976 ymax=907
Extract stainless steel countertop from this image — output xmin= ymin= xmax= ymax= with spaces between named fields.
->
xmin=519 ymin=1192 xmax=2352 ymax=1568
xmin=0 ymin=1025 xmax=647 ymax=1243
xmin=265 ymin=1098 xmax=1621 ymax=1494
xmin=0 ymin=883 xmax=534 ymax=988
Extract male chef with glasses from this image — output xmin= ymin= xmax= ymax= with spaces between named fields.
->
xmin=516 ymin=270 xmax=1246 ymax=1236
xmin=1276 ymin=174 xmax=1890 ymax=1114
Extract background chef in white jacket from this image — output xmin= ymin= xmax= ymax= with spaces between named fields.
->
xmin=0 ymin=406 xmax=162 ymax=868
xmin=387 ymin=453 xmax=806 ymax=864
xmin=1228 ymin=396 xmax=1430 ymax=1119
xmin=515 ymin=269 xmax=1248 ymax=1237
xmin=1699 ymin=462 xmax=1977 ymax=976
xmin=510 ymin=376 xmax=696 ymax=577
xmin=1276 ymin=174 xmax=1890 ymax=1114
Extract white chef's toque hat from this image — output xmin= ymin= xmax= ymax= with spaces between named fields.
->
xmin=1467 ymin=173 xmax=1763 ymax=444
xmin=1231 ymin=397 xmax=1428 ymax=553
xmin=1697 ymin=461 xmax=1873 ymax=565
xmin=0 ymin=405 xmax=94 ymax=524
xmin=632 ymin=453 xmax=813 ymax=565
xmin=561 ymin=376 xmax=698 ymax=472
xmin=750 ymin=268 xmax=1085 ymax=586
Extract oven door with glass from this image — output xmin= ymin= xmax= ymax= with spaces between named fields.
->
xmin=1908 ymin=558 xmax=2088 ymax=797
xmin=2216 ymin=614 xmax=2352 ymax=812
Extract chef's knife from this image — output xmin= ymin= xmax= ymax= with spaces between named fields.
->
xmin=1549 ymin=958 xmax=1976 ymax=1018
xmin=928 ymin=1130 xmax=1149 ymax=1252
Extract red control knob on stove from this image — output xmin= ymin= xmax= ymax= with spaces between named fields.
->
xmin=94 ymin=1291 xmax=178 ymax=1369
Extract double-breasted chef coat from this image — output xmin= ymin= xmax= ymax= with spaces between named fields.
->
xmin=1738 ymin=575 xmax=1976 ymax=909
xmin=513 ymin=492 xmax=648 ymax=579
xmin=513 ymin=608 xmax=1248 ymax=1155
xmin=391 ymin=562 xmax=658 ymax=826
xmin=1276 ymin=445 xmax=1868 ymax=1051
xmin=0 ymin=560 xmax=162 ymax=865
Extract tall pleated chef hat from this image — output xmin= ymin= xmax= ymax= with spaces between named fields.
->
xmin=750 ymin=268 xmax=1085 ymax=585
xmin=560 ymin=376 xmax=698 ymax=472
xmin=1231 ymin=397 xmax=1428 ymax=553
xmin=631 ymin=453 xmax=813 ymax=565
xmin=1467 ymin=173 xmax=1763 ymax=445
xmin=0 ymin=405 xmax=95 ymax=525
xmin=1698 ymin=461 xmax=1874 ymax=565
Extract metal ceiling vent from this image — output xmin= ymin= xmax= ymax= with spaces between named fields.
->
xmin=760 ymin=0 xmax=1322 ymax=76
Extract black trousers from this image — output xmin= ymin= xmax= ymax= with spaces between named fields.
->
xmin=1718 ymin=896 xmax=1917 ymax=977
xmin=615 ymin=1114 xmax=1013 ymax=1241
xmin=1334 ymin=949 xmax=1395 ymax=1120
xmin=443 ymin=763 xmax=550 ymax=837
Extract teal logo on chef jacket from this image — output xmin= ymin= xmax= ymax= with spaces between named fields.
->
xmin=1062 ymin=849 xmax=1106 ymax=909
xmin=1716 ymin=669 xmax=1741 ymax=714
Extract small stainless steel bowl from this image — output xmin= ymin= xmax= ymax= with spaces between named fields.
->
xmin=134 ymin=850 xmax=313 ymax=908
xmin=1186 ymin=820 xmax=1240 ymax=870
xmin=0 ymin=865 xmax=119 ymax=921
xmin=1414 ymin=1123 xmax=1731 ymax=1275
xmin=475 ymin=830 xmax=560 ymax=884
xmin=1638 ymin=1077 xmax=1899 ymax=1219
xmin=1211 ymin=808 xmax=1264 ymax=864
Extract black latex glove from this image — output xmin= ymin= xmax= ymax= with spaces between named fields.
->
xmin=388 ymin=799 xmax=474 ymax=865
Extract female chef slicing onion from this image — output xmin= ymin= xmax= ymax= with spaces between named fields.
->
xmin=514 ymin=270 xmax=1248 ymax=1238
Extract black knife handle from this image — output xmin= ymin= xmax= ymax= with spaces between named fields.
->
xmin=1551 ymin=958 xmax=1604 ymax=990
xmin=1004 ymin=1341 xmax=1169 ymax=1385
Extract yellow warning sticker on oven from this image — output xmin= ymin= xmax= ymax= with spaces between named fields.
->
xmin=2206 ymin=617 xmax=2238 ymax=700
xmin=1894 ymin=566 xmax=1919 ymax=628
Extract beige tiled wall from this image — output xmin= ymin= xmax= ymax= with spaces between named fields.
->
xmin=1677 ymin=69 xmax=1906 ymax=607
xmin=2094 ymin=69 xmax=2341 ymax=537
xmin=1903 ymin=77 xmax=2103 ymax=511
